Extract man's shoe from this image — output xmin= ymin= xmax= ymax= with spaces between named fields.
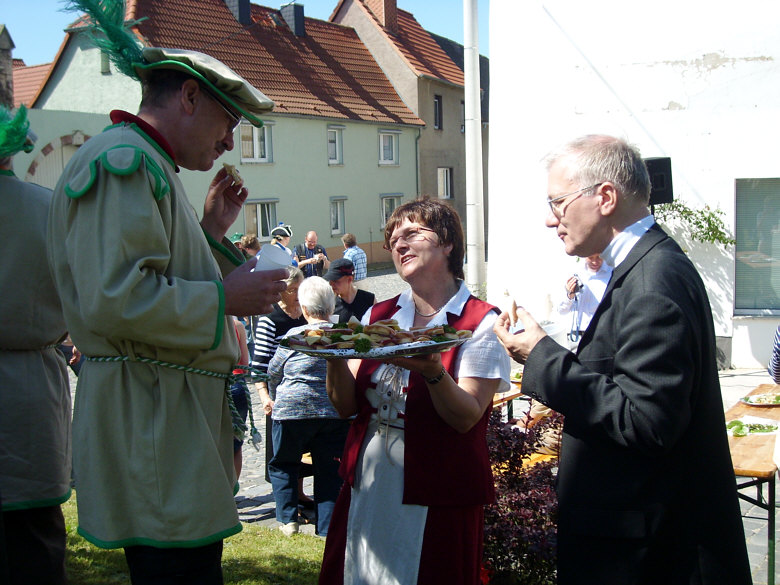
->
xmin=279 ymin=522 xmax=299 ymax=536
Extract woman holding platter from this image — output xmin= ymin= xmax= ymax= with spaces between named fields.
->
xmin=319 ymin=198 xmax=511 ymax=585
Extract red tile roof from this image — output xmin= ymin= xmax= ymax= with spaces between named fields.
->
xmin=36 ymin=0 xmax=422 ymax=126
xmin=392 ymin=7 xmax=464 ymax=87
xmin=13 ymin=62 xmax=51 ymax=108
xmin=332 ymin=0 xmax=464 ymax=88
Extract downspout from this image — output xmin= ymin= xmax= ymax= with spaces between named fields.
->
xmin=415 ymin=127 xmax=421 ymax=198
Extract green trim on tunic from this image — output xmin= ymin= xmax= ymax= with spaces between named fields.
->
xmin=0 ymin=169 xmax=14 ymax=177
xmin=1 ymin=489 xmax=72 ymax=512
xmin=77 ymin=522 xmax=242 ymax=550
xmin=204 ymin=229 xmax=245 ymax=267
xmin=212 ymin=280 xmax=225 ymax=351
xmin=64 ymin=144 xmax=170 ymax=201
xmin=103 ymin=122 xmax=176 ymax=169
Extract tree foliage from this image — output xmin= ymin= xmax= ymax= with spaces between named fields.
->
xmin=653 ymin=200 xmax=735 ymax=247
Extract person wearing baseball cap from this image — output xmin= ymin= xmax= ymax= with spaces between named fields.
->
xmin=1 ymin=105 xmax=71 ymax=585
xmin=324 ymin=258 xmax=375 ymax=322
xmin=46 ymin=2 xmax=287 ymax=581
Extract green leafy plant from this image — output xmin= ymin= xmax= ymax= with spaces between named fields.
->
xmin=653 ymin=200 xmax=735 ymax=247
xmin=483 ymin=410 xmax=560 ymax=585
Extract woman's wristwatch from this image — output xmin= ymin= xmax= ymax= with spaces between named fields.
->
xmin=424 ymin=366 xmax=447 ymax=385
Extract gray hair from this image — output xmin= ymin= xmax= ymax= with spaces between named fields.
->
xmin=298 ymin=276 xmax=335 ymax=319
xmin=284 ymin=265 xmax=304 ymax=288
xmin=544 ymin=135 xmax=651 ymax=204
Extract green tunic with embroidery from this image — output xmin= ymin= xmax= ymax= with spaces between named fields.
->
xmin=47 ymin=115 xmax=244 ymax=549
xmin=0 ymin=171 xmax=71 ymax=512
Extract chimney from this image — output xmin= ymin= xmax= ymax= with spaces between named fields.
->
xmin=366 ymin=0 xmax=397 ymax=34
xmin=0 ymin=26 xmax=15 ymax=108
xmin=280 ymin=3 xmax=305 ymax=37
xmin=225 ymin=0 xmax=251 ymax=25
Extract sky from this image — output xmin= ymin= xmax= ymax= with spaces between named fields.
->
xmin=4 ymin=0 xmax=489 ymax=67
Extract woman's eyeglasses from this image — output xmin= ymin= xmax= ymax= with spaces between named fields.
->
xmin=383 ymin=226 xmax=437 ymax=251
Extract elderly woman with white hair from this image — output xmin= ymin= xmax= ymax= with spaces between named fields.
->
xmin=267 ymin=276 xmax=350 ymax=537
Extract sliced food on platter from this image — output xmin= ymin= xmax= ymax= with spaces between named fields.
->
xmin=279 ymin=317 xmax=472 ymax=358
xmin=727 ymin=416 xmax=779 ymax=436
xmin=740 ymin=393 xmax=780 ymax=407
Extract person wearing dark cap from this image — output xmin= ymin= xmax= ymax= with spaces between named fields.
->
xmin=270 ymin=222 xmax=297 ymax=266
xmin=46 ymin=2 xmax=288 ymax=582
xmin=0 ymin=105 xmax=71 ymax=585
xmin=324 ymin=258 xmax=375 ymax=323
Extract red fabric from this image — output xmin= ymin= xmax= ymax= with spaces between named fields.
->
xmin=320 ymin=293 xmax=499 ymax=585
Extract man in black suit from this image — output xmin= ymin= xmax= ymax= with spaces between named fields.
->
xmin=494 ymin=135 xmax=751 ymax=585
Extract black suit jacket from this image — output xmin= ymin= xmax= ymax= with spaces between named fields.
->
xmin=523 ymin=224 xmax=751 ymax=585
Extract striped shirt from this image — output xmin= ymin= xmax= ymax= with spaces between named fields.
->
xmin=251 ymin=304 xmax=306 ymax=378
xmin=769 ymin=325 xmax=780 ymax=384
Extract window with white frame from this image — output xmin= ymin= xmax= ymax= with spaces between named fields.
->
xmin=240 ymin=121 xmax=273 ymax=163
xmin=380 ymin=194 xmax=403 ymax=227
xmin=244 ymin=199 xmax=278 ymax=241
xmin=437 ymin=167 xmax=452 ymax=199
xmin=330 ymin=197 xmax=347 ymax=236
xmin=434 ymin=95 xmax=443 ymax=130
xmin=378 ymin=130 xmax=400 ymax=165
xmin=735 ymin=177 xmax=780 ymax=314
xmin=460 ymin=100 xmax=465 ymax=133
xmin=327 ymin=125 xmax=344 ymax=165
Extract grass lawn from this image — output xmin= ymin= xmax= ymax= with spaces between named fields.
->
xmin=63 ymin=493 xmax=326 ymax=584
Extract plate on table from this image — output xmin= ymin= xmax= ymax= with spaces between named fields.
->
xmin=740 ymin=393 xmax=780 ymax=407
xmin=290 ymin=338 xmax=467 ymax=359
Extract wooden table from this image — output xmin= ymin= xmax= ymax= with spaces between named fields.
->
xmin=725 ymin=383 xmax=780 ymax=585
xmin=492 ymin=381 xmax=525 ymax=417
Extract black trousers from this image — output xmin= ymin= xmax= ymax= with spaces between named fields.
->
xmin=124 ymin=540 xmax=224 ymax=585
xmin=2 ymin=505 xmax=67 ymax=585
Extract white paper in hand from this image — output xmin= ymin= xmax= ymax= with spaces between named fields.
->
xmin=253 ymin=244 xmax=291 ymax=271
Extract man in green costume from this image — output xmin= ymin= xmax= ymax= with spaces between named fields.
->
xmin=0 ymin=106 xmax=71 ymax=585
xmin=47 ymin=4 xmax=288 ymax=582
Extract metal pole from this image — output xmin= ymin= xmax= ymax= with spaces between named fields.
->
xmin=463 ymin=0 xmax=486 ymax=295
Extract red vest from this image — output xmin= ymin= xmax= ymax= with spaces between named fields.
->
xmin=338 ymin=294 xmax=499 ymax=507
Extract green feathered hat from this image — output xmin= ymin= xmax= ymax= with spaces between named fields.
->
xmin=0 ymin=105 xmax=36 ymax=159
xmin=63 ymin=0 xmax=274 ymax=127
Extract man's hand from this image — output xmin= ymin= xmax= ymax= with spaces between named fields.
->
xmin=493 ymin=307 xmax=547 ymax=364
xmin=222 ymin=257 xmax=288 ymax=316
xmin=201 ymin=167 xmax=248 ymax=241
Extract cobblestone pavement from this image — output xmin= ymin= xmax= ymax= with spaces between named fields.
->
xmin=65 ymin=271 xmax=778 ymax=581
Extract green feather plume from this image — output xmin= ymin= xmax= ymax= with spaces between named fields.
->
xmin=0 ymin=105 xmax=32 ymax=159
xmin=62 ymin=0 xmax=144 ymax=80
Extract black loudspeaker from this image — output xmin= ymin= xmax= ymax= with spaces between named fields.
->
xmin=644 ymin=157 xmax=674 ymax=205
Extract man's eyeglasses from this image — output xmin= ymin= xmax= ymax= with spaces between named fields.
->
xmin=547 ymin=183 xmax=603 ymax=218
xmin=383 ymin=226 xmax=437 ymax=251
xmin=204 ymin=89 xmax=242 ymax=133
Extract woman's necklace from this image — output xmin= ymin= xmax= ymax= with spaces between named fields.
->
xmin=414 ymin=303 xmax=444 ymax=318
xmin=413 ymin=285 xmax=458 ymax=318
